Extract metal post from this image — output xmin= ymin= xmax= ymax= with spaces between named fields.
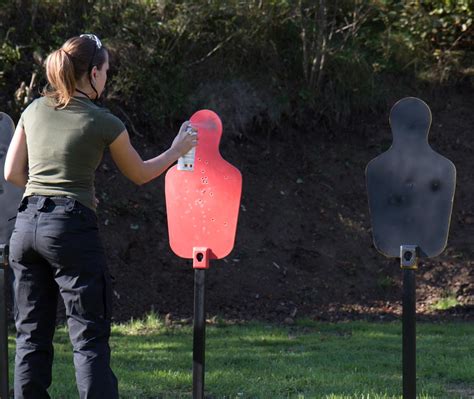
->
xmin=193 ymin=268 xmax=206 ymax=399
xmin=0 ymin=244 xmax=9 ymax=399
xmin=400 ymin=245 xmax=417 ymax=399
xmin=403 ymin=268 xmax=416 ymax=399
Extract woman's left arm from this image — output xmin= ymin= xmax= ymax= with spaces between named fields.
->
xmin=4 ymin=124 xmax=28 ymax=188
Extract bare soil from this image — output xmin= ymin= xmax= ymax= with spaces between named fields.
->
xmin=86 ymin=86 xmax=473 ymax=324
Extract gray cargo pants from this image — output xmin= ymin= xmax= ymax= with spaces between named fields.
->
xmin=9 ymin=196 xmax=118 ymax=399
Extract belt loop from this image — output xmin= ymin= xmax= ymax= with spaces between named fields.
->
xmin=17 ymin=197 xmax=27 ymax=211
xmin=36 ymin=196 xmax=47 ymax=211
xmin=65 ymin=198 xmax=75 ymax=213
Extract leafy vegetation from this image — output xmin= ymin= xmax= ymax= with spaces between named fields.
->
xmin=431 ymin=295 xmax=461 ymax=311
xmin=0 ymin=0 xmax=472 ymax=135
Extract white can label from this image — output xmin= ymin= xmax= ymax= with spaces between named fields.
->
xmin=177 ymin=126 xmax=196 ymax=171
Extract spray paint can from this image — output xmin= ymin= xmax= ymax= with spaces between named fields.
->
xmin=177 ymin=125 xmax=196 ymax=171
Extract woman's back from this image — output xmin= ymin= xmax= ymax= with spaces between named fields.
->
xmin=21 ymin=96 xmax=124 ymax=210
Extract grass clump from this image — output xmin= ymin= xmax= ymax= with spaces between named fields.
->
xmin=431 ymin=296 xmax=460 ymax=311
xmin=113 ymin=311 xmax=165 ymax=335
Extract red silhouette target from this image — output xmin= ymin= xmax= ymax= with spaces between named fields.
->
xmin=165 ymin=110 xmax=242 ymax=268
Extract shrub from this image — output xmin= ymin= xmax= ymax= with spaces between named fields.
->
xmin=0 ymin=0 xmax=472 ymax=135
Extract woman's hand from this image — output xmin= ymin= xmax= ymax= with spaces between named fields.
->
xmin=170 ymin=121 xmax=198 ymax=157
xmin=109 ymin=121 xmax=199 ymax=186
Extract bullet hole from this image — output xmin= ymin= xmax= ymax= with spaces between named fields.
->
xmin=431 ymin=180 xmax=441 ymax=192
xmin=389 ymin=194 xmax=404 ymax=205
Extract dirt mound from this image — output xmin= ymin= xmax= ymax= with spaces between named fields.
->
xmin=5 ymin=87 xmax=472 ymax=324
xmin=83 ymin=86 xmax=472 ymax=323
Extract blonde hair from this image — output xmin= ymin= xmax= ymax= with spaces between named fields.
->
xmin=43 ymin=36 xmax=107 ymax=108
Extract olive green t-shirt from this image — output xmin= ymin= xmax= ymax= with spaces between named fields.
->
xmin=20 ymin=96 xmax=125 ymax=210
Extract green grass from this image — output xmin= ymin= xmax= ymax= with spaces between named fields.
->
xmin=7 ymin=317 xmax=474 ymax=398
xmin=430 ymin=296 xmax=460 ymax=311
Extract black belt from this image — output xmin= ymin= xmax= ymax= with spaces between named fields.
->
xmin=25 ymin=196 xmax=72 ymax=206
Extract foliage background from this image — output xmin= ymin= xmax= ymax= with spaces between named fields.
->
xmin=1 ymin=0 xmax=472 ymax=136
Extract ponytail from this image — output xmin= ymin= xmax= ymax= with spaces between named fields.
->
xmin=43 ymin=49 xmax=76 ymax=108
xmin=42 ymin=36 xmax=107 ymax=109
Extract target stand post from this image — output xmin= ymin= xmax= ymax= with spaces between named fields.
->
xmin=0 ymin=112 xmax=25 ymax=399
xmin=0 ymin=245 xmax=8 ymax=399
xmin=192 ymin=247 xmax=209 ymax=398
xmin=366 ymin=98 xmax=456 ymax=399
xmin=165 ymin=110 xmax=242 ymax=399
xmin=400 ymin=245 xmax=418 ymax=399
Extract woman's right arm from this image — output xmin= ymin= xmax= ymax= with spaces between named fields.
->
xmin=4 ymin=124 xmax=28 ymax=188
xmin=109 ymin=122 xmax=197 ymax=185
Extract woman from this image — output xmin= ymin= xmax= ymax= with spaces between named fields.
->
xmin=4 ymin=34 xmax=196 ymax=399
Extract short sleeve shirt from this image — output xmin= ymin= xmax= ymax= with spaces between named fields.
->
xmin=20 ymin=96 xmax=125 ymax=210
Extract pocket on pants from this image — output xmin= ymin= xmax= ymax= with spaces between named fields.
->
xmin=61 ymin=270 xmax=112 ymax=323
xmin=81 ymin=272 xmax=110 ymax=321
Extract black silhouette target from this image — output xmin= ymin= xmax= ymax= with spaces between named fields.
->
xmin=366 ymin=97 xmax=456 ymax=258
xmin=0 ymin=112 xmax=24 ymax=243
